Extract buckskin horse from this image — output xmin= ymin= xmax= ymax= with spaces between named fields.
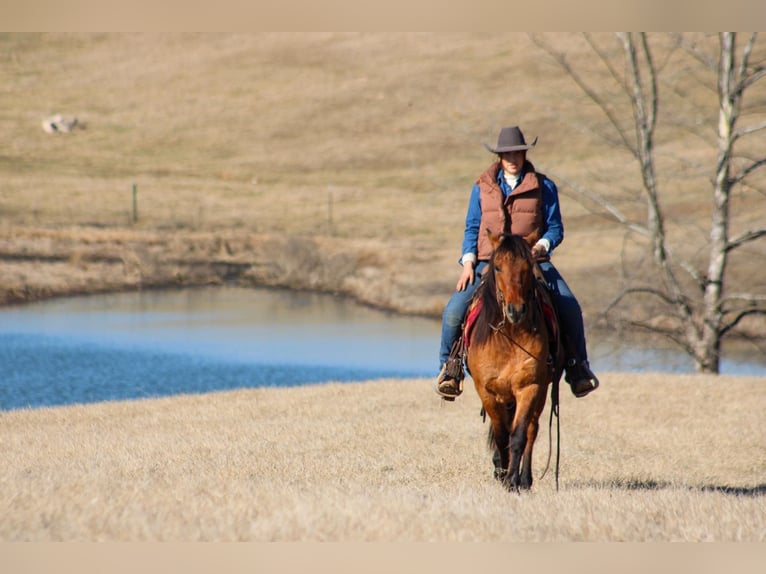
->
xmin=465 ymin=230 xmax=563 ymax=491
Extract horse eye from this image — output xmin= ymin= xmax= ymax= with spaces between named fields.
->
xmin=494 ymin=265 xmax=501 ymax=273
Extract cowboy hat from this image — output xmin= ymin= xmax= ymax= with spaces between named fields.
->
xmin=483 ymin=126 xmax=538 ymax=153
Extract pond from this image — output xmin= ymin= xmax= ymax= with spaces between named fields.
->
xmin=0 ymin=286 xmax=763 ymax=411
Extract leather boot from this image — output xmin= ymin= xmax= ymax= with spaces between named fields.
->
xmin=565 ymin=359 xmax=599 ymax=397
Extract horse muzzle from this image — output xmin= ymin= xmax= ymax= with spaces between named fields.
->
xmin=504 ymin=302 xmax=527 ymax=324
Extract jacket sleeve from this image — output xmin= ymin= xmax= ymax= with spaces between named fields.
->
xmin=459 ymin=183 xmax=482 ymax=265
xmin=541 ymin=177 xmax=564 ymax=253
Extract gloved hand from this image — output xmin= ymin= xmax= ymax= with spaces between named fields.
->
xmin=531 ymin=241 xmax=548 ymax=260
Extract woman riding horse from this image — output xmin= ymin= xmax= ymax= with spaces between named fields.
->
xmin=436 ymin=125 xmax=599 ymax=401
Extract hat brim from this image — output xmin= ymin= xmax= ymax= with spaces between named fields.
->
xmin=483 ymin=136 xmax=538 ymax=154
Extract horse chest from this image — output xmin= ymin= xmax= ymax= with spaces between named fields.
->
xmin=480 ymin=358 xmax=542 ymax=399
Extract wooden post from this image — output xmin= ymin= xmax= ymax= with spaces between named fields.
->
xmin=132 ymin=183 xmax=138 ymax=224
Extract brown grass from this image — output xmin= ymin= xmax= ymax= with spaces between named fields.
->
xmin=0 ymin=34 xmax=764 ymax=542
xmin=1 ymin=373 xmax=764 ymax=541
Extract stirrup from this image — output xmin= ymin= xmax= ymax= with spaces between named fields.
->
xmin=435 ymin=337 xmax=466 ymax=401
xmin=435 ymin=364 xmax=463 ymax=401
xmin=434 ymin=357 xmax=463 ymax=401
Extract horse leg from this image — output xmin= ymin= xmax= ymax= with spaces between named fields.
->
xmin=491 ymin=401 xmax=516 ymax=475
xmin=506 ymin=419 xmax=527 ymax=490
xmin=518 ymin=385 xmax=547 ymax=490
xmin=520 ymin=415 xmax=541 ymax=489
xmin=484 ymin=399 xmax=512 ymax=484
xmin=519 ymin=388 xmax=548 ymax=490
xmin=508 ymin=387 xmax=541 ymax=490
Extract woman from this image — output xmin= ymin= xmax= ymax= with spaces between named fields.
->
xmin=435 ymin=125 xmax=599 ymax=400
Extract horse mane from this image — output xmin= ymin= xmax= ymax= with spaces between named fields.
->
xmin=471 ymin=234 xmax=533 ymax=348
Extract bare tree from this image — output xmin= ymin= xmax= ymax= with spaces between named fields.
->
xmin=532 ymin=32 xmax=766 ymax=373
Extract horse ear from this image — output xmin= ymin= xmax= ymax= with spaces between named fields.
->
xmin=486 ymin=228 xmax=502 ymax=251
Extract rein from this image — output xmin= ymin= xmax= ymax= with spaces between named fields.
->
xmin=489 ymin=285 xmax=546 ymax=364
xmin=540 ymin=376 xmax=561 ymax=491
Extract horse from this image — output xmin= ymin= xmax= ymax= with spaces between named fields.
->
xmin=465 ymin=230 xmax=564 ymax=491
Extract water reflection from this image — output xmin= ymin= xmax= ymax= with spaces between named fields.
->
xmin=0 ymin=287 xmax=439 ymax=369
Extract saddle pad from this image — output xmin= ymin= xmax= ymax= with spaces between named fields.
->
xmin=536 ymin=282 xmax=559 ymax=343
xmin=462 ymin=298 xmax=483 ymax=350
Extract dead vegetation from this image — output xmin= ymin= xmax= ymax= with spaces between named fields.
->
xmin=1 ymin=33 xmax=764 ymax=338
xmin=1 ymin=374 xmax=764 ymax=541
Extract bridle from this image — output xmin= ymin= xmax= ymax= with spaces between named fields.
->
xmin=488 ymin=264 xmax=545 ymax=364
xmin=491 ymin=286 xmax=528 ymax=332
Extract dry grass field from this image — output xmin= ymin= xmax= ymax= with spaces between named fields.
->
xmin=1 ymin=373 xmax=764 ymax=541
xmin=1 ymin=34 xmax=765 ymax=546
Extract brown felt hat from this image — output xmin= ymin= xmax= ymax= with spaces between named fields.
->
xmin=483 ymin=126 xmax=538 ymax=153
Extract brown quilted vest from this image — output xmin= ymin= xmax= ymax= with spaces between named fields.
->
xmin=476 ymin=161 xmax=544 ymax=260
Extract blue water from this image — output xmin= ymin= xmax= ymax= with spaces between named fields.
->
xmin=0 ymin=286 xmax=763 ymax=411
xmin=0 ymin=287 xmax=438 ymax=411
xmin=0 ymin=333 xmax=424 ymax=410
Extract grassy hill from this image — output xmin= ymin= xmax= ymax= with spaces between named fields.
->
xmin=1 ymin=33 xmax=764 ymax=340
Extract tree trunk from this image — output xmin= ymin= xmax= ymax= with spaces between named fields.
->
xmin=695 ymin=33 xmax=738 ymax=373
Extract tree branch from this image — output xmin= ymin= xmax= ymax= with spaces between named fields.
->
xmin=732 ymin=157 xmax=766 ymax=185
xmin=741 ymin=66 xmax=766 ymax=91
xmin=585 ymin=33 xmax=632 ymax=99
xmin=735 ymin=32 xmax=757 ymax=92
xmin=727 ymin=227 xmax=766 ymax=251
xmin=529 ymin=33 xmax=638 ymax=156
xmin=611 ymin=317 xmax=697 ymax=356
xmin=721 ymin=293 xmax=766 ymax=307
xmin=639 ymin=32 xmax=658 ymax=133
xmin=737 ymin=33 xmax=766 ymax=92
xmin=721 ymin=308 xmax=766 ymax=336
xmin=675 ymin=33 xmax=718 ymax=70
xmin=546 ymin=169 xmax=651 ymax=238
xmin=733 ymin=119 xmax=766 ymax=141
xmin=606 ymin=285 xmax=681 ymax=312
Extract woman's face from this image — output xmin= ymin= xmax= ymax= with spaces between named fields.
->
xmin=499 ymin=150 xmax=525 ymax=176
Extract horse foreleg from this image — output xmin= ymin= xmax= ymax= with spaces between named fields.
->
xmin=519 ymin=415 xmax=541 ymax=490
xmin=483 ymin=400 xmax=512 ymax=483
xmin=507 ymin=418 xmax=528 ymax=491
xmin=508 ymin=387 xmax=542 ymax=490
xmin=519 ymin=389 xmax=547 ymax=490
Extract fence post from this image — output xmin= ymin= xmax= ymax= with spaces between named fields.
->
xmin=132 ymin=183 xmax=138 ymax=224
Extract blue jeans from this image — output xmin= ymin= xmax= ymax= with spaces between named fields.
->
xmin=438 ymin=260 xmax=588 ymax=370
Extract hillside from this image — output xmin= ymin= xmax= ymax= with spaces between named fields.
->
xmin=1 ymin=33 xmax=765 ymax=342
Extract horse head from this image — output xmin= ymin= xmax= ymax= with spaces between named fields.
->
xmin=487 ymin=229 xmax=535 ymax=326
